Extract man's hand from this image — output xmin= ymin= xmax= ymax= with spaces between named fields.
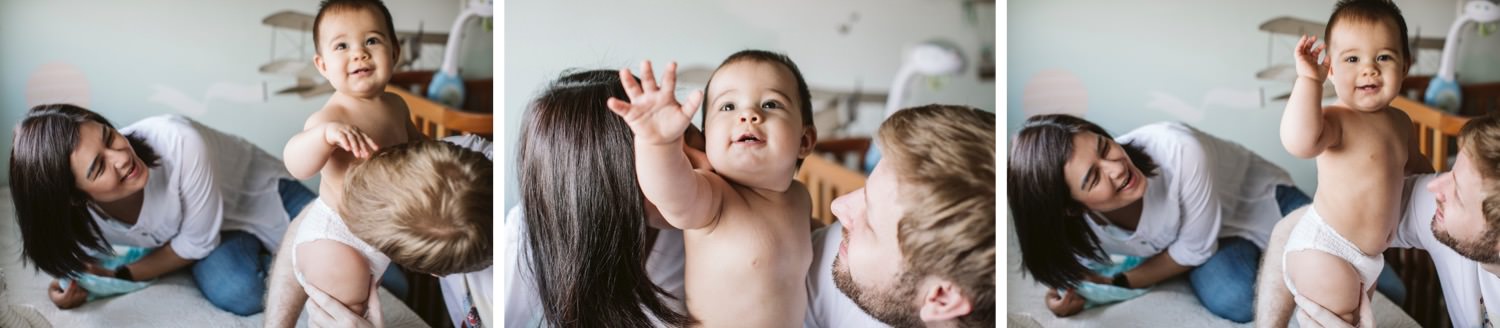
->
xmin=1045 ymin=288 xmax=1086 ymax=317
xmin=1292 ymin=292 xmax=1373 ymax=328
xmin=605 ymin=60 xmax=705 ymax=145
xmin=307 ymin=279 xmax=383 ymax=328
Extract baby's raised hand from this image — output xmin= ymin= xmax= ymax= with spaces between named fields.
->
xmin=606 ymin=60 xmax=705 ymax=145
xmin=1294 ymin=35 xmax=1330 ymax=83
xmin=321 ymin=122 xmax=379 ymax=159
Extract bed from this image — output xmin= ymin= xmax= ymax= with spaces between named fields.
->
xmin=1004 ymin=214 xmax=1421 ymax=327
xmin=0 ymin=189 xmax=429 ymax=328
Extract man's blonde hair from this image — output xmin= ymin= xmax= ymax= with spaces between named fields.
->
xmin=341 ymin=140 xmax=492 ymax=275
xmin=1458 ymin=114 xmax=1500 ymax=260
xmin=879 ymin=104 xmax=995 ymax=327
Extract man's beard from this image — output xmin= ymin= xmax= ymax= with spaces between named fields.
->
xmin=832 ymin=251 xmax=925 ymax=328
xmin=1432 ymin=216 xmax=1500 ymax=264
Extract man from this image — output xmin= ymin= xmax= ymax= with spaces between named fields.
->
xmin=1257 ymin=115 xmax=1500 ymax=328
xmin=805 ymin=104 xmax=996 ymax=327
xmin=264 ymin=136 xmax=494 ymax=328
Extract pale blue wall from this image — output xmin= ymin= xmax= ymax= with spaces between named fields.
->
xmin=0 ymin=0 xmax=492 ymax=186
xmin=1008 ymin=0 xmax=1500 ymax=195
xmin=504 ymin=0 xmax=998 ymax=210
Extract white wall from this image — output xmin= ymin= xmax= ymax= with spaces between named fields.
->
xmin=0 ymin=0 xmax=493 ymax=187
xmin=1008 ymin=0 xmax=1500 ymax=196
xmin=503 ymin=0 xmax=998 ymax=209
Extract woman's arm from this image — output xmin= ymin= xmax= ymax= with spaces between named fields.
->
xmin=109 ymin=246 xmax=193 ymax=281
xmin=1116 ymin=251 xmax=1193 ymax=288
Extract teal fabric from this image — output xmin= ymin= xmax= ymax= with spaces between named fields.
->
xmin=58 ymin=246 xmax=154 ymax=301
xmin=1059 ymin=255 xmax=1150 ymax=309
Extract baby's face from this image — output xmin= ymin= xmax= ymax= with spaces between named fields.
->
xmin=315 ymin=8 xmax=397 ymax=99
xmin=1326 ymin=20 xmax=1407 ymax=112
xmin=703 ymin=60 xmax=813 ymax=190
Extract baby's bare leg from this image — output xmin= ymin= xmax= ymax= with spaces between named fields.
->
xmin=1285 ymin=250 xmax=1364 ymax=325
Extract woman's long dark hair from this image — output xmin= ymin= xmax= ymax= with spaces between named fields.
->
xmin=9 ymin=104 xmax=160 ymax=278
xmin=518 ymin=70 xmax=693 ymax=327
xmin=1008 ymin=114 xmax=1157 ymax=289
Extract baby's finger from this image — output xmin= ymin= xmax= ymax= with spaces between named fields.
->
xmin=662 ymin=61 xmax=679 ymax=92
xmin=606 ymin=98 xmax=634 ymax=117
xmin=640 ymin=60 xmax=658 ymax=92
xmin=619 ymin=68 xmax=643 ymax=99
xmin=683 ymin=90 xmax=704 ymax=118
xmin=363 ymin=135 xmax=379 ymax=156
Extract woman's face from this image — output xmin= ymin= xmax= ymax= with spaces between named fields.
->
xmin=68 ymin=121 xmax=149 ymax=203
xmin=1062 ymin=132 xmax=1147 ymax=213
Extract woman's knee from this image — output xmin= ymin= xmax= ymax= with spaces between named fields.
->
xmin=199 ymin=277 xmax=266 ymax=315
xmin=1197 ymin=287 xmax=1255 ymax=322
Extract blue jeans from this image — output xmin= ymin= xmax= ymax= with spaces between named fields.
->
xmin=1272 ymin=185 xmax=1408 ymax=304
xmin=193 ymin=179 xmax=317 ymax=315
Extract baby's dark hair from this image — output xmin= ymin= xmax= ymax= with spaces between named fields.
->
xmin=312 ymin=0 xmax=398 ymax=55
xmin=1324 ymin=0 xmax=1411 ymax=68
xmin=701 ymin=50 xmax=816 ymax=167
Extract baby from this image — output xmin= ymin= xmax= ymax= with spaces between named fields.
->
xmin=606 ymin=50 xmax=817 ymax=326
xmin=1278 ymin=0 xmax=1429 ymax=325
xmin=281 ymin=0 xmax=422 ymax=314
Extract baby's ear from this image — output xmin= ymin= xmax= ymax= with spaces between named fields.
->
xmin=798 ymin=126 xmax=818 ymax=159
xmin=314 ymin=54 xmax=328 ymax=76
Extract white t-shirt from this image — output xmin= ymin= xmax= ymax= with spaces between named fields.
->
xmin=1084 ymin=122 xmax=1294 ymax=266
xmin=805 ymin=222 xmax=889 ymax=327
xmin=435 ymin=135 xmax=495 ymax=328
xmin=1391 ymin=173 xmax=1500 ymax=328
xmin=502 ymin=205 xmax=687 ymax=327
xmin=88 ymin=115 xmax=294 ymax=259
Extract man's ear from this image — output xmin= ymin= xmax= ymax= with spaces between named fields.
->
xmin=798 ymin=126 xmax=818 ymax=159
xmin=919 ymin=277 xmax=973 ymax=322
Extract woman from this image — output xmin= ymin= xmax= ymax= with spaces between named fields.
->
xmin=1007 ymin=114 xmax=1404 ymax=323
xmin=505 ymin=69 xmax=703 ymax=327
xmin=9 ymin=104 xmax=316 ymax=315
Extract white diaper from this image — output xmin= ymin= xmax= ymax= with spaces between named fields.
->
xmin=1281 ymin=206 xmax=1384 ymax=299
xmin=291 ymin=198 xmax=390 ymax=289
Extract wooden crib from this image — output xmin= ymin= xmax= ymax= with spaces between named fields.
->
xmin=797 ymin=137 xmax=872 ymax=227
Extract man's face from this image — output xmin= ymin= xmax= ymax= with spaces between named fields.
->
xmin=1426 ymin=147 xmax=1500 ymax=264
xmin=831 ymin=160 xmax=924 ymax=326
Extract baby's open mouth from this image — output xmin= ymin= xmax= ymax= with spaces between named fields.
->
xmin=734 ymin=133 xmax=764 ymax=144
xmin=1356 ymin=83 xmax=1380 ymax=92
xmin=350 ymin=67 xmax=373 ymax=75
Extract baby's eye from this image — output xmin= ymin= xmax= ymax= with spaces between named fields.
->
xmin=1377 ymin=54 xmax=1393 ymax=61
xmin=761 ymin=101 xmax=783 ymax=109
xmin=334 ymin=43 xmax=347 ymax=51
xmin=1343 ymin=56 xmax=1358 ymax=63
xmin=719 ymin=103 xmax=735 ymax=111
xmin=366 ymin=37 xmax=380 ymax=46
